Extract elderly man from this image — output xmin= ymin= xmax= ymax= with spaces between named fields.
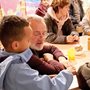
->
xmin=27 ymin=14 xmax=76 ymax=75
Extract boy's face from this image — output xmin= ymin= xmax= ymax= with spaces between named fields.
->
xmin=14 ymin=26 xmax=32 ymax=52
xmin=30 ymin=21 xmax=47 ymax=51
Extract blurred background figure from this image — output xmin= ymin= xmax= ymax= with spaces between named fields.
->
xmin=0 ymin=4 xmax=4 ymax=20
xmin=44 ymin=0 xmax=79 ymax=44
xmin=69 ymin=0 xmax=84 ymax=28
xmin=0 ymin=4 xmax=3 ymax=20
xmin=19 ymin=0 xmax=26 ymax=17
xmin=35 ymin=0 xmax=52 ymax=17
xmin=79 ymin=8 xmax=90 ymax=35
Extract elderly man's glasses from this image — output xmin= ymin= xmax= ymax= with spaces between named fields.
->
xmin=33 ymin=31 xmax=47 ymax=37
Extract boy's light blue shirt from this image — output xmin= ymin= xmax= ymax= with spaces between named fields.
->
xmin=0 ymin=48 xmax=73 ymax=90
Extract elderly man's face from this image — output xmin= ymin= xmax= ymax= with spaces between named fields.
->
xmin=30 ymin=21 xmax=47 ymax=51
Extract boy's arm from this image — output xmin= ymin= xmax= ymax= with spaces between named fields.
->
xmin=13 ymin=63 xmax=73 ymax=90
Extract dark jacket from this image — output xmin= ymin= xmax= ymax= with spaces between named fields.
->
xmin=27 ymin=45 xmax=66 ymax=75
xmin=44 ymin=14 xmax=77 ymax=44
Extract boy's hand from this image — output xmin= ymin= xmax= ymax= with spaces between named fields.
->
xmin=59 ymin=57 xmax=76 ymax=75
xmin=59 ymin=57 xmax=73 ymax=68
xmin=66 ymin=66 xmax=76 ymax=75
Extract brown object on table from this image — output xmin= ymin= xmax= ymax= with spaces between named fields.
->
xmin=88 ymin=38 xmax=90 ymax=50
xmin=74 ymin=45 xmax=83 ymax=52
xmin=86 ymin=32 xmax=90 ymax=36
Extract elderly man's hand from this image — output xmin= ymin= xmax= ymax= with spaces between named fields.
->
xmin=43 ymin=53 xmax=54 ymax=61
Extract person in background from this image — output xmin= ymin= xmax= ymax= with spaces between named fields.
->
xmin=79 ymin=8 xmax=90 ymax=35
xmin=27 ymin=14 xmax=76 ymax=75
xmin=44 ymin=0 xmax=79 ymax=44
xmin=0 ymin=15 xmax=75 ymax=90
xmin=69 ymin=0 xmax=84 ymax=27
xmin=35 ymin=0 xmax=51 ymax=17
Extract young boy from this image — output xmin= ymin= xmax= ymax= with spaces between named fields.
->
xmin=0 ymin=15 xmax=74 ymax=90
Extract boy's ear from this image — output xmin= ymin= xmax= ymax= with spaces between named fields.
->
xmin=12 ymin=41 xmax=19 ymax=50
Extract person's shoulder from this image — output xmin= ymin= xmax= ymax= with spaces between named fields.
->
xmin=7 ymin=63 xmax=39 ymax=83
xmin=44 ymin=14 xmax=53 ymax=25
xmin=9 ymin=63 xmax=30 ymax=74
xmin=44 ymin=13 xmax=51 ymax=20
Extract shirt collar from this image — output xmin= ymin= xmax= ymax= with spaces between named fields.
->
xmin=18 ymin=48 xmax=33 ymax=62
xmin=0 ymin=48 xmax=33 ymax=62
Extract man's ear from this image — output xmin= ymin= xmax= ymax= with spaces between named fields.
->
xmin=12 ymin=41 xmax=19 ymax=50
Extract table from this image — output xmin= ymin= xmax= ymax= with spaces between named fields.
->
xmin=45 ymin=35 xmax=90 ymax=90
xmin=49 ymin=36 xmax=90 ymax=71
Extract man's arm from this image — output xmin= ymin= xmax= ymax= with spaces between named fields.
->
xmin=39 ymin=45 xmax=67 ymax=60
xmin=46 ymin=32 xmax=67 ymax=44
xmin=27 ymin=55 xmax=65 ymax=75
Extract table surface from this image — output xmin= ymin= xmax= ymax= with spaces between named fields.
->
xmin=45 ymin=35 xmax=90 ymax=90
xmin=47 ymin=35 xmax=90 ymax=71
